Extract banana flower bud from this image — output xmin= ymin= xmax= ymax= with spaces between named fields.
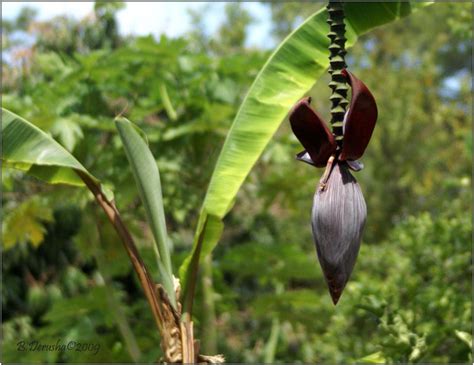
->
xmin=289 ymin=70 xmax=377 ymax=304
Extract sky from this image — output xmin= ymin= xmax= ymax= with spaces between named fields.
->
xmin=1 ymin=1 xmax=275 ymax=48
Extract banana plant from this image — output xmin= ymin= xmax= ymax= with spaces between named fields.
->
xmin=2 ymin=2 xmax=431 ymax=362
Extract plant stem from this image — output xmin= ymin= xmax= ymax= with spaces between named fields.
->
xmin=180 ymin=318 xmax=196 ymax=363
xmin=201 ymin=254 xmax=217 ymax=354
xmin=182 ymin=216 xmax=209 ymax=317
xmin=76 ymin=170 xmax=195 ymax=363
xmin=77 ymin=172 xmax=219 ymax=362
xmin=77 ymin=171 xmax=165 ymax=332
xmin=327 ymin=0 xmax=348 ymax=149
xmin=263 ymin=282 xmax=283 ymax=363
xmin=263 ymin=318 xmax=280 ymax=364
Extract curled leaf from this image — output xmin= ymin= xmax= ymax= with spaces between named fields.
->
xmin=311 ymin=162 xmax=366 ymax=304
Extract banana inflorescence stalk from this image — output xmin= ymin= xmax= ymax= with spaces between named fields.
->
xmin=327 ymin=0 xmax=348 ymax=149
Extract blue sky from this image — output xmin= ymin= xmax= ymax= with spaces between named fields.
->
xmin=1 ymin=1 xmax=274 ymax=48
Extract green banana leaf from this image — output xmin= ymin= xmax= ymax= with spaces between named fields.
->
xmin=115 ymin=117 xmax=176 ymax=307
xmin=1 ymin=108 xmax=97 ymax=187
xmin=180 ymin=2 xmax=432 ymax=303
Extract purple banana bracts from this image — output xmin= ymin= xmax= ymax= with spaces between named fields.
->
xmin=289 ymin=70 xmax=377 ymax=304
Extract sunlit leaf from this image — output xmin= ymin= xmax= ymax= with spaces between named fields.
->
xmin=1 ymin=108 xmax=97 ymax=187
xmin=2 ymin=197 xmax=54 ymax=249
xmin=357 ymin=351 xmax=386 ymax=364
xmin=455 ymin=330 xmax=472 ymax=348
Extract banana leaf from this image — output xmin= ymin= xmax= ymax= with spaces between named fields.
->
xmin=115 ymin=117 xmax=176 ymax=307
xmin=1 ymin=108 xmax=98 ymax=187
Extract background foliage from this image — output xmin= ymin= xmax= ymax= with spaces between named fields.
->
xmin=2 ymin=2 xmax=472 ymax=363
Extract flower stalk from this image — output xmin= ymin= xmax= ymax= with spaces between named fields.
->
xmin=327 ymin=0 xmax=348 ymax=148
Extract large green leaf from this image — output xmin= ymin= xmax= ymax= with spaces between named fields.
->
xmin=180 ymin=2 xmax=432 ymax=301
xmin=115 ymin=117 xmax=176 ymax=307
xmin=1 ymin=108 xmax=96 ymax=186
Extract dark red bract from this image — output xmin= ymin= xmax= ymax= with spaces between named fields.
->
xmin=289 ymin=97 xmax=336 ymax=168
xmin=339 ymin=69 xmax=378 ymax=161
xmin=289 ymin=70 xmax=377 ymax=166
